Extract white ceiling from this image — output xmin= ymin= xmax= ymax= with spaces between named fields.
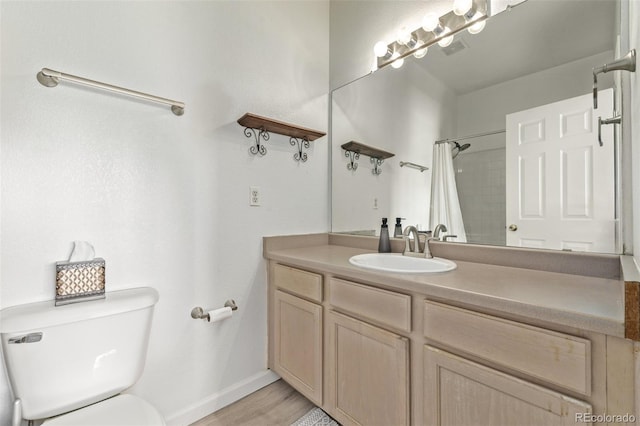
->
xmin=415 ymin=0 xmax=617 ymax=94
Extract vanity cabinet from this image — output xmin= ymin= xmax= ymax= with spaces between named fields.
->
xmin=271 ymin=265 xmax=323 ymax=405
xmin=267 ymin=257 xmax=632 ymax=426
xmin=423 ymin=300 xmax=593 ymax=425
xmin=423 ymin=345 xmax=592 ymax=425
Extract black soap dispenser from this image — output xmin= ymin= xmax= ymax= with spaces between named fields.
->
xmin=378 ymin=218 xmax=391 ymax=253
xmin=394 ymin=217 xmax=404 ymax=238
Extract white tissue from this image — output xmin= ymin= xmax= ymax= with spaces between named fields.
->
xmin=207 ymin=307 xmax=233 ymax=323
xmin=68 ymin=241 xmax=95 ymax=263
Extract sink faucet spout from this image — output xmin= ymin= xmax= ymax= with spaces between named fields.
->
xmin=403 ymin=226 xmax=439 ymax=258
xmin=433 ymin=224 xmax=448 ymax=240
xmin=403 ymin=226 xmax=420 ymax=255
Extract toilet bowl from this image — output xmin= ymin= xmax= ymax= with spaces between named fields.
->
xmin=0 ymin=287 xmax=164 ymax=425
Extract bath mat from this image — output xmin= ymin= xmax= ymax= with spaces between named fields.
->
xmin=291 ymin=407 xmax=340 ymax=426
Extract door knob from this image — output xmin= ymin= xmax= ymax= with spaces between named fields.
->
xmin=508 ymin=224 xmax=518 ymax=232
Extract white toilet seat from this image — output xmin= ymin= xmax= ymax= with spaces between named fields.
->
xmin=42 ymin=394 xmax=165 ymax=426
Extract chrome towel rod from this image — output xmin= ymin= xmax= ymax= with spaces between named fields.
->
xmin=37 ymin=67 xmax=185 ymax=116
xmin=399 ymin=161 xmax=429 ymax=172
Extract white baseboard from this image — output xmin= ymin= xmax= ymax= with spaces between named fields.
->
xmin=165 ymin=370 xmax=280 ymax=426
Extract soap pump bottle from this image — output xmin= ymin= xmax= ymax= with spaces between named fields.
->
xmin=394 ymin=217 xmax=404 ymax=238
xmin=378 ymin=218 xmax=391 ymax=253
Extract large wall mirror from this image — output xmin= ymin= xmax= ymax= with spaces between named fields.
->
xmin=331 ymin=0 xmax=623 ymax=254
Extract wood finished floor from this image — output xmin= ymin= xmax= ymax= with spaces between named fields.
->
xmin=190 ymin=379 xmax=315 ymax=426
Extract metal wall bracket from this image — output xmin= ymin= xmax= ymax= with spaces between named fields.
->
xmin=244 ymin=127 xmax=269 ymax=156
xmin=345 ymin=150 xmax=360 ymax=171
xmin=371 ymin=157 xmax=384 ymax=175
xmin=290 ymin=137 xmax=310 ymax=162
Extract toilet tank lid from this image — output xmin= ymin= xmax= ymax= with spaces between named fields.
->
xmin=0 ymin=287 xmax=159 ymax=333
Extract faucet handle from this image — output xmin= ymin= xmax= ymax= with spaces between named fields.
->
xmin=423 ymin=237 xmax=439 ymax=258
xmin=442 ymin=235 xmax=458 ymax=242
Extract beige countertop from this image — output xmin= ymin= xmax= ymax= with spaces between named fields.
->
xmin=264 ymin=238 xmax=625 ymax=338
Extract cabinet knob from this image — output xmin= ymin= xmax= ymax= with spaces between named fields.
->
xmin=508 ymin=224 xmax=518 ymax=232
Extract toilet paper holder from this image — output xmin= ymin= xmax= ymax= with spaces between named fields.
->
xmin=191 ymin=300 xmax=238 ymax=321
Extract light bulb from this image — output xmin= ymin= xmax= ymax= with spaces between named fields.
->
xmin=453 ymin=0 xmax=473 ymax=16
xmin=438 ymin=34 xmax=454 ymax=47
xmin=422 ymin=13 xmax=440 ymax=32
xmin=374 ymin=41 xmax=392 ymax=58
xmin=391 ymin=57 xmax=405 ymax=69
xmin=397 ymin=27 xmax=412 ymax=45
xmin=413 ymin=46 xmax=428 ymax=59
xmin=468 ymin=18 xmax=486 ymax=34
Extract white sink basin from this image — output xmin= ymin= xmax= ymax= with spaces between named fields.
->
xmin=348 ymin=253 xmax=457 ymax=274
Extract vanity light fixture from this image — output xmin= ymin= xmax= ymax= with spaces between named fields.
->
xmin=453 ymin=0 xmax=487 ymax=34
xmin=422 ymin=14 xmax=454 ymax=47
xmin=467 ymin=18 xmax=486 ymax=34
xmin=462 ymin=8 xmax=487 ymax=34
xmin=438 ymin=32 xmax=454 ymax=48
xmin=374 ymin=41 xmax=394 ymax=60
xmin=453 ymin=0 xmax=473 ymax=16
xmin=413 ymin=47 xmax=428 ymax=59
xmin=374 ymin=0 xmax=489 ymax=70
xmin=391 ymin=54 xmax=405 ymax=69
xmin=397 ymin=28 xmax=426 ymax=60
xmin=397 ymin=27 xmax=418 ymax=49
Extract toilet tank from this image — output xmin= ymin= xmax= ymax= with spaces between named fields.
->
xmin=0 ymin=287 xmax=159 ymax=420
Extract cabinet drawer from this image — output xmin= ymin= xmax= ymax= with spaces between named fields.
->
xmin=273 ymin=264 xmax=322 ymax=303
xmin=423 ymin=301 xmax=591 ymax=396
xmin=329 ymin=278 xmax=411 ymax=332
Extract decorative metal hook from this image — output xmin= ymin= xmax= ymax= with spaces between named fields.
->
xmin=345 ymin=150 xmax=360 ymax=171
xmin=290 ymin=137 xmax=310 ymax=162
xmin=371 ymin=157 xmax=384 ymax=175
xmin=244 ymin=126 xmax=269 ymax=156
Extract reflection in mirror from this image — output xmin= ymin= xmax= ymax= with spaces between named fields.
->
xmin=331 ymin=0 xmax=621 ymax=253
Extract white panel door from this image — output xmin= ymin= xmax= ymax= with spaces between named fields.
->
xmin=505 ymin=89 xmax=615 ymax=252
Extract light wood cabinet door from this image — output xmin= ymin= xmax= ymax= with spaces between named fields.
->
xmin=423 ymin=345 xmax=592 ymax=426
xmin=328 ymin=310 xmax=409 ymax=426
xmin=273 ymin=290 xmax=322 ymax=405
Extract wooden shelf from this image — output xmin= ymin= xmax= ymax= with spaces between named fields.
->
xmin=341 ymin=141 xmax=395 ymax=159
xmin=237 ymin=113 xmax=326 ymax=141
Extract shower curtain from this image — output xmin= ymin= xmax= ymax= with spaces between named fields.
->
xmin=430 ymin=143 xmax=467 ymax=242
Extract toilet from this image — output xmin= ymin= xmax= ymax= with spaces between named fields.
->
xmin=0 ymin=287 xmax=165 ymax=426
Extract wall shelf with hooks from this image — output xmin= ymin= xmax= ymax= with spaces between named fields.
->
xmin=341 ymin=141 xmax=394 ymax=174
xmin=237 ymin=113 xmax=326 ymax=162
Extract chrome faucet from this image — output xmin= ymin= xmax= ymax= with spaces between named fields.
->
xmin=433 ymin=224 xmax=448 ymax=240
xmin=402 ymin=226 xmax=421 ymax=256
xmin=403 ymin=226 xmax=438 ymax=259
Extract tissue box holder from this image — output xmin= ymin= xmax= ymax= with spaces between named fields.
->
xmin=55 ymin=258 xmax=106 ymax=306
